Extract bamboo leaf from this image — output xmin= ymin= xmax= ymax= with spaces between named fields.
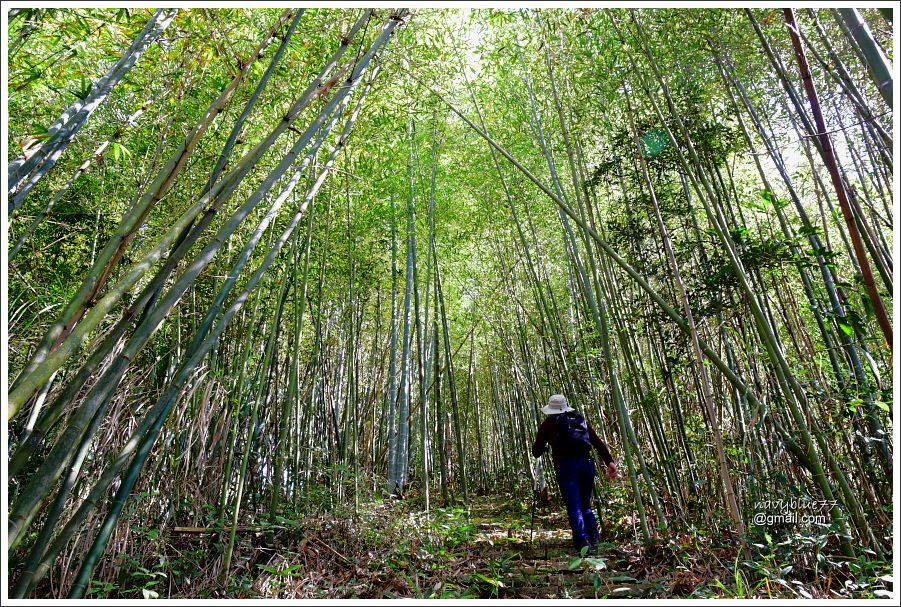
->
xmin=838 ymin=321 xmax=854 ymax=337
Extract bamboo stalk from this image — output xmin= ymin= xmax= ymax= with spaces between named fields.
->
xmin=834 ymin=8 xmax=893 ymax=108
xmin=782 ymin=8 xmax=892 ymax=350
xmin=8 ymin=9 xmax=179 ymax=209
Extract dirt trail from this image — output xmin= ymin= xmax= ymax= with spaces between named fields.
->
xmin=458 ymin=496 xmax=670 ymax=599
xmin=242 ymin=493 xmax=732 ymax=599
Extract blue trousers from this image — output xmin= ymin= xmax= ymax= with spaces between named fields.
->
xmin=555 ymin=457 xmax=599 ymax=549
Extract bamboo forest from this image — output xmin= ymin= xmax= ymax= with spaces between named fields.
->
xmin=3 ymin=5 xmax=897 ymax=601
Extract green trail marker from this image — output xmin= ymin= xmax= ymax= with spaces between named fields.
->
xmin=641 ymin=127 xmax=668 ymax=157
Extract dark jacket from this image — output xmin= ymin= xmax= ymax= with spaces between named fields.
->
xmin=532 ymin=412 xmax=614 ymax=470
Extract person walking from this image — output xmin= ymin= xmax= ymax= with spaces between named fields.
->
xmin=532 ymin=394 xmax=618 ymax=552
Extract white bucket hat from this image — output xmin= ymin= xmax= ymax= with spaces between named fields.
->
xmin=541 ymin=394 xmax=574 ymax=415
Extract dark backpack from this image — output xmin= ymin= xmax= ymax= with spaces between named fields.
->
xmin=553 ymin=411 xmax=591 ymax=457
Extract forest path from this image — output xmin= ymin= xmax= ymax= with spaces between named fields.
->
xmin=458 ymin=495 xmax=674 ymax=598
xmin=245 ymin=492 xmax=733 ymax=599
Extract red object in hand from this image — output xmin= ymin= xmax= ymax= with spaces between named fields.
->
xmin=607 ymin=462 xmax=619 ymax=480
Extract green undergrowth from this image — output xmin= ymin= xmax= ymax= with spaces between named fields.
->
xmin=59 ymin=491 xmax=894 ymax=599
